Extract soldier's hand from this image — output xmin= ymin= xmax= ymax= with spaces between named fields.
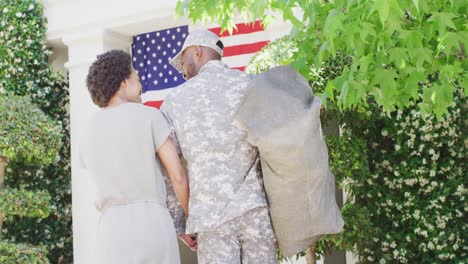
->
xmin=178 ymin=234 xmax=198 ymax=251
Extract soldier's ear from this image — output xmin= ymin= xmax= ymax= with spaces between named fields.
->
xmin=194 ymin=46 xmax=202 ymax=58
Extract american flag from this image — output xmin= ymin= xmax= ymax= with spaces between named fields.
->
xmin=131 ymin=21 xmax=270 ymax=108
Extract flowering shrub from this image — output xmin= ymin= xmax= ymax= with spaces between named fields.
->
xmin=345 ymin=88 xmax=466 ymax=263
xmin=247 ymin=36 xmax=467 ymax=262
xmin=245 ymin=36 xmax=297 ymax=75
xmin=0 ymin=0 xmax=72 ymax=262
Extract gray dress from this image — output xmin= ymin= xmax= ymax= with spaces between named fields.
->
xmin=78 ymin=102 xmax=180 ymax=264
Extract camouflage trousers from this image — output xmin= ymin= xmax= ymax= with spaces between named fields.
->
xmin=197 ymin=206 xmax=278 ymax=264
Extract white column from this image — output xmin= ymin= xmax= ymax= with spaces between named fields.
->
xmin=63 ymin=30 xmax=131 ymax=264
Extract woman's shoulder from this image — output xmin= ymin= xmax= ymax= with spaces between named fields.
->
xmin=126 ymin=103 xmax=165 ymax=120
xmin=126 ymin=102 xmax=159 ymax=112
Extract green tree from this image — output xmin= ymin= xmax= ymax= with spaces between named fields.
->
xmin=0 ymin=1 xmax=72 ymax=262
xmin=176 ymin=0 xmax=467 ymax=119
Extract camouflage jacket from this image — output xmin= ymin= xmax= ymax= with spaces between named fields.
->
xmin=161 ymin=60 xmax=267 ymax=234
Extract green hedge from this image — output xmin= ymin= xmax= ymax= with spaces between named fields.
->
xmin=0 ymin=0 xmax=72 ymax=262
xmin=0 ymin=96 xmax=61 ymax=165
xmin=0 ymin=242 xmax=49 ymax=264
xmin=0 ymin=188 xmax=51 ymax=218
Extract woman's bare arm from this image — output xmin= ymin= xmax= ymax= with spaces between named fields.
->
xmin=157 ymin=137 xmax=189 ymax=219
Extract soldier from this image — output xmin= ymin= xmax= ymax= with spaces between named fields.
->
xmin=161 ymin=29 xmax=278 ymax=264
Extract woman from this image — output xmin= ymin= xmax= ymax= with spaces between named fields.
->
xmin=79 ymin=50 xmax=188 ymax=263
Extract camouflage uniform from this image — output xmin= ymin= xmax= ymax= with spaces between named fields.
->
xmin=161 ymin=60 xmax=277 ymax=263
xmin=197 ymin=206 xmax=277 ymax=264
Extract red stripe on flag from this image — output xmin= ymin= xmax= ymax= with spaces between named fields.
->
xmin=231 ymin=66 xmax=246 ymax=71
xmin=144 ymin=101 xmax=163 ymax=109
xmin=209 ymin=21 xmax=264 ymax=37
xmin=223 ymin=41 xmax=269 ymax=57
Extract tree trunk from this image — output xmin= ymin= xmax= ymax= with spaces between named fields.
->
xmin=0 ymin=156 xmax=8 ymax=241
xmin=306 ymin=243 xmax=317 ymax=264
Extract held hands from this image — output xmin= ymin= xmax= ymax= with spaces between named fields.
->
xmin=178 ymin=234 xmax=198 ymax=251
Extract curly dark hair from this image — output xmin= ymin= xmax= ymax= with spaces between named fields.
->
xmin=86 ymin=50 xmax=133 ymax=107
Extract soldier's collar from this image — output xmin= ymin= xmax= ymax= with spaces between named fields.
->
xmin=199 ymin=60 xmax=227 ymax=74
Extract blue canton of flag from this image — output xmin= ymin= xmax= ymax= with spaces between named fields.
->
xmin=132 ymin=25 xmax=188 ymax=108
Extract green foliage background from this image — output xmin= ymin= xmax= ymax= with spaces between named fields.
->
xmin=0 ymin=1 xmax=72 ymax=263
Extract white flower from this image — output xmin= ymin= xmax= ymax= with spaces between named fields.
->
xmin=427 ymin=241 xmax=435 ymax=250
xmin=382 ymin=130 xmax=389 ymax=136
xmin=413 ymin=210 xmax=420 ymax=220
xmin=395 ymin=144 xmax=401 ymax=151
xmin=28 ymin=4 xmax=35 ymax=10
xmin=15 ymin=12 xmax=22 ymax=18
xmin=405 ymin=178 xmax=417 ymax=186
xmin=2 ymin=7 xmax=8 ymax=13
xmin=419 ymin=177 xmax=429 ymax=186
xmin=437 ymin=222 xmax=446 ymax=229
